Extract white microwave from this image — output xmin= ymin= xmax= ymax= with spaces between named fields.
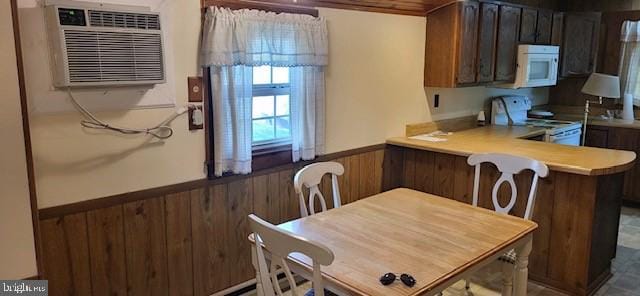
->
xmin=499 ymin=45 xmax=559 ymax=89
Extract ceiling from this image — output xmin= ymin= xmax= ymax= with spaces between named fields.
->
xmin=267 ymin=0 xmax=457 ymax=16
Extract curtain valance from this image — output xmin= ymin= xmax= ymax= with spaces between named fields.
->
xmin=201 ymin=7 xmax=329 ymax=67
xmin=621 ymin=20 xmax=640 ymax=42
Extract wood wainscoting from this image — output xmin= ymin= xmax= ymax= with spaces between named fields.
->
xmin=38 ymin=145 xmax=386 ymax=296
xmin=385 ymin=145 xmax=624 ymax=296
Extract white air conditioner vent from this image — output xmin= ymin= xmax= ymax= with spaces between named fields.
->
xmin=65 ymin=30 xmax=164 ymax=83
xmin=46 ymin=1 xmax=166 ymax=87
xmin=88 ymin=10 xmax=160 ymax=30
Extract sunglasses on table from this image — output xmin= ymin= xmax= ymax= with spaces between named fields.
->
xmin=379 ymin=273 xmax=417 ymax=287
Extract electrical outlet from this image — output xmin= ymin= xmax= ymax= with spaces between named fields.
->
xmin=188 ymin=76 xmax=203 ymax=102
xmin=434 ymin=94 xmax=440 ymax=108
xmin=188 ymin=105 xmax=204 ymax=130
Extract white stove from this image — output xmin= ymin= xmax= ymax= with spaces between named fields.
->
xmin=492 ymin=96 xmax=582 ymax=146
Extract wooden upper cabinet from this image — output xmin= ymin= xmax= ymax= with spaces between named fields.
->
xmin=550 ymin=12 xmax=564 ymax=46
xmin=477 ymin=2 xmax=499 ymax=83
xmin=560 ymin=12 xmax=601 ymax=77
xmin=495 ymin=5 xmax=521 ymax=82
xmin=424 ymin=1 xmax=479 ymax=87
xmin=457 ymin=1 xmax=480 ymax=84
xmin=520 ymin=8 xmax=537 ymax=44
xmin=535 ymin=10 xmax=553 ymax=44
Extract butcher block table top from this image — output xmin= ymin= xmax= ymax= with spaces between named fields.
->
xmin=387 ymin=125 xmax=636 ymax=176
xmin=275 ymin=188 xmax=537 ymax=296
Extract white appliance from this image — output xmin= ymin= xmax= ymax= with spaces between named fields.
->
xmin=45 ymin=0 xmax=165 ymax=87
xmin=492 ymin=96 xmax=582 ymax=146
xmin=500 ymin=45 xmax=559 ymax=88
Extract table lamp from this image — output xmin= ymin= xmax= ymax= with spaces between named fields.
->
xmin=580 ymin=73 xmax=621 ymax=145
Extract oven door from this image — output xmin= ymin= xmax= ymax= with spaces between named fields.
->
xmin=524 ymin=55 xmax=558 ymax=87
xmin=547 ymin=128 xmax=582 ymax=146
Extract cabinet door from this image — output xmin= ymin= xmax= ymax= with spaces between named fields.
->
xmin=536 ymin=10 xmax=553 ymax=44
xmin=476 ymin=2 xmax=498 ymax=83
xmin=456 ymin=1 xmax=480 ymax=84
xmin=495 ymin=5 xmax=521 ymax=82
xmin=585 ymin=126 xmax=608 ymax=148
xmin=550 ymin=12 xmax=564 ymax=46
xmin=520 ymin=8 xmax=538 ymax=44
xmin=560 ymin=13 xmax=601 ymax=77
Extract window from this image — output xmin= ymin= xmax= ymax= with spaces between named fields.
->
xmin=252 ymin=65 xmax=291 ymax=150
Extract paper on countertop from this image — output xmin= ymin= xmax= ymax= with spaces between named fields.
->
xmin=409 ymin=130 xmax=452 ymax=142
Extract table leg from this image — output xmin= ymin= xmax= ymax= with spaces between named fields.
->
xmin=251 ymin=246 xmax=265 ymax=296
xmin=513 ymin=235 xmax=532 ymax=296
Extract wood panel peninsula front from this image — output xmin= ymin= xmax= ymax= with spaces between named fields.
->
xmin=384 ymin=125 xmax=636 ymax=296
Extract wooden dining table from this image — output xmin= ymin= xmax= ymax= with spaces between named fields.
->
xmin=251 ymin=188 xmax=538 ymax=296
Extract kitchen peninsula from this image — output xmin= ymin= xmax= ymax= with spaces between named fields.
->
xmin=385 ymin=125 xmax=636 ymax=296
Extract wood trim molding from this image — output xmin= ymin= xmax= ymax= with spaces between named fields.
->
xmin=11 ymin=0 xmax=43 ymax=276
xmin=202 ymin=0 xmax=319 ymax=16
xmin=39 ymin=143 xmax=386 ymax=219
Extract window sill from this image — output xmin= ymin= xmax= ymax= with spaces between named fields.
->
xmin=252 ymin=145 xmax=293 ymax=171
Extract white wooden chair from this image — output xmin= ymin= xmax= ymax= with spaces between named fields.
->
xmin=249 ymin=214 xmax=336 ymax=296
xmin=464 ymin=153 xmax=549 ymax=296
xmin=293 ymin=162 xmax=344 ymax=217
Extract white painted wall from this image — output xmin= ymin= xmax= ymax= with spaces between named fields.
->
xmin=25 ymin=2 xmax=548 ymax=208
xmin=0 ymin=0 xmax=38 ymax=279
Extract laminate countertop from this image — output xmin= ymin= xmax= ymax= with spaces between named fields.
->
xmin=387 ymin=125 xmax=636 ymax=176
xmin=554 ymin=113 xmax=640 ymax=130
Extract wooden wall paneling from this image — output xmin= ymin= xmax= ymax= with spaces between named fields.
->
xmin=226 ymin=178 xmax=255 ymax=287
xmin=358 ymin=151 xmax=377 ymax=199
xmin=477 ymin=163 xmax=501 ymax=211
xmin=382 ymin=146 xmax=405 ymax=191
xmin=345 ymin=154 xmax=361 ymax=203
xmin=547 ymin=173 xmax=597 ymax=295
xmin=165 ymin=192 xmax=194 ymax=296
xmin=279 ymin=169 xmax=300 ymax=222
xmin=191 ymin=186 xmax=228 ymax=295
xmin=432 ymin=153 xmax=456 ymax=198
xmin=87 ymin=206 xmax=128 ymax=296
xmin=123 ymin=198 xmax=169 ymax=296
xmin=320 ymin=174 xmax=335 ymax=209
xmin=589 ymin=173 xmax=624 ymax=284
xmin=373 ymin=149 xmax=385 ymax=194
xmin=529 ymin=170 xmax=555 ymax=277
xmin=413 ymin=150 xmax=435 ymax=194
xmin=452 ymin=156 xmax=474 ymax=204
xmin=402 ymin=149 xmax=417 ymax=190
xmin=40 ymin=213 xmax=92 ymax=295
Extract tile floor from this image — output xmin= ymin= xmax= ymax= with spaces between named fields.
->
xmin=245 ymin=207 xmax=640 ymax=296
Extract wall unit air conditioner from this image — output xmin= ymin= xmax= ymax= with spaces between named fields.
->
xmin=45 ymin=0 xmax=166 ymax=87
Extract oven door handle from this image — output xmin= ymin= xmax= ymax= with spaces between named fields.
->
xmin=549 ymin=129 xmax=582 ymax=141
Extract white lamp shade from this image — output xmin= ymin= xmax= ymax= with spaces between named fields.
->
xmin=581 ymin=73 xmax=621 ymax=99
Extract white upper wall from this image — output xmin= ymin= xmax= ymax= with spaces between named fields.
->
xmin=25 ymin=1 xmax=548 ymax=208
xmin=0 ymin=0 xmax=38 ymax=279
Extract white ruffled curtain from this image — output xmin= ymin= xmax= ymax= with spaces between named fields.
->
xmin=619 ymin=20 xmax=640 ymax=106
xmin=201 ymin=7 xmax=328 ymax=176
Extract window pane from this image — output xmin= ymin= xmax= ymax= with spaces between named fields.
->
xmin=253 ymin=65 xmax=271 ymax=85
xmin=252 ymin=96 xmax=274 ymax=119
xmin=253 ymin=119 xmax=275 ymax=142
xmin=276 ymin=95 xmax=290 ymax=116
xmin=275 ymin=116 xmax=291 ymax=139
xmin=272 ymin=67 xmax=290 ymax=84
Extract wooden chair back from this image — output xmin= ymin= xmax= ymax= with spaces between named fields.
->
xmin=293 ymin=162 xmax=344 ymax=217
xmin=468 ymin=153 xmax=549 ymax=220
xmin=249 ymin=214 xmax=335 ymax=296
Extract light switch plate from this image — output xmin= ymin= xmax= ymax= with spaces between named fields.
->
xmin=188 ymin=76 xmax=203 ymax=102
